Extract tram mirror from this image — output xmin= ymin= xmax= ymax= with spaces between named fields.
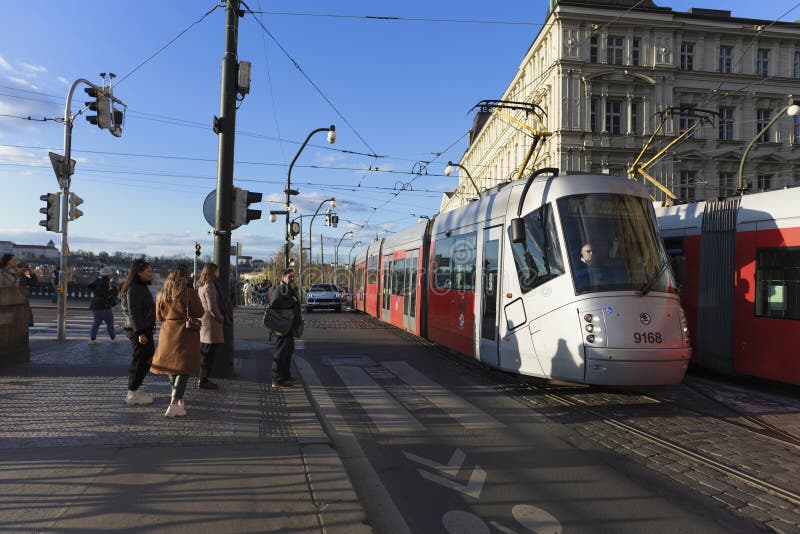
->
xmin=511 ymin=218 xmax=525 ymax=243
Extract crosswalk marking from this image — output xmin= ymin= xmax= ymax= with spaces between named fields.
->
xmin=333 ymin=365 xmax=425 ymax=433
xmin=383 ymin=361 xmax=505 ymax=429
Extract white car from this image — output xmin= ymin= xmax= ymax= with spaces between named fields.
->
xmin=305 ymin=283 xmax=342 ymax=313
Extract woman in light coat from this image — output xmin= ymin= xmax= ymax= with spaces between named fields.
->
xmin=197 ymin=262 xmax=224 ymax=389
xmin=152 ymin=265 xmax=204 ymax=418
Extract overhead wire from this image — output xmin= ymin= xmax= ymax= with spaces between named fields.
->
xmin=242 ymin=11 xmax=543 ymax=26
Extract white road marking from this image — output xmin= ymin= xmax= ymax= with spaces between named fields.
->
xmin=383 ymin=361 xmax=505 ymax=429
xmin=511 ymin=504 xmax=562 ymax=534
xmin=294 ymin=356 xmax=412 ymax=534
xmin=334 ymin=365 xmax=425 ymax=433
xmin=442 ymin=510 xmax=491 ymax=534
xmin=418 ymin=463 xmax=486 ymax=499
xmin=403 ymin=448 xmax=466 ymax=476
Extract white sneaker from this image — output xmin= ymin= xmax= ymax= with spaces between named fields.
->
xmin=165 ymin=404 xmax=187 ymax=418
xmin=125 ymin=389 xmax=154 ymax=405
xmin=88 ymin=339 xmax=98 ymax=345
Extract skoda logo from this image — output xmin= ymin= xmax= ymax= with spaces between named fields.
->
xmin=639 ymin=312 xmax=652 ymax=325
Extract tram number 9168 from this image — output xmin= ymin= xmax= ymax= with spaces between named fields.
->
xmin=633 ymin=332 xmax=663 ymax=344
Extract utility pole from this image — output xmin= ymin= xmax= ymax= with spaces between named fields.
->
xmin=212 ymin=0 xmax=240 ymax=377
xmin=320 ymin=234 xmax=325 ymax=283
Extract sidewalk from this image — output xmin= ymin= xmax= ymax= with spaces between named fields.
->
xmin=0 ymin=333 xmax=371 ymax=533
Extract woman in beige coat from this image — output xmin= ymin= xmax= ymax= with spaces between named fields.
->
xmin=197 ymin=262 xmax=224 ymax=389
xmin=152 ymin=266 xmax=204 ymax=418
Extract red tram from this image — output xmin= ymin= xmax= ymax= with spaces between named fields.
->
xmin=353 ymin=169 xmax=690 ymax=386
xmin=656 ymin=187 xmax=800 ymax=385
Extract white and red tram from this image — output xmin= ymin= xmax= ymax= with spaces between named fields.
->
xmin=353 ymin=169 xmax=691 ymax=386
xmin=657 ymin=188 xmax=800 ymax=385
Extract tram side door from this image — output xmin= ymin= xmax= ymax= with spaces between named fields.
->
xmin=381 ymin=255 xmax=392 ymax=322
xmin=403 ymin=249 xmax=419 ymax=332
xmin=478 ymin=226 xmax=502 ymax=365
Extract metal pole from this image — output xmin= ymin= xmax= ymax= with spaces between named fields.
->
xmin=320 ymin=234 xmax=324 ymax=283
xmin=193 ymin=243 xmax=198 ymax=288
xmin=212 ymin=0 xmax=240 ymax=377
xmin=56 ymin=78 xmax=88 ymax=340
xmin=737 ymin=103 xmax=791 ymax=193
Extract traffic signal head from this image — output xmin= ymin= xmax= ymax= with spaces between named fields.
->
xmin=84 ymin=86 xmax=111 ymax=129
xmin=39 ymin=193 xmax=60 ymax=232
xmin=195 ymin=243 xmax=201 ymax=257
xmin=110 ymin=107 xmax=124 ymax=137
xmin=68 ymin=193 xmax=84 ymax=221
xmin=233 ymin=188 xmax=263 ymax=227
xmin=325 ymin=208 xmax=331 ymax=226
xmin=331 ymin=214 xmax=339 ymax=228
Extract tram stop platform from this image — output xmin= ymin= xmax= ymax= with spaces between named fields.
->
xmin=0 ymin=328 xmax=371 ymax=533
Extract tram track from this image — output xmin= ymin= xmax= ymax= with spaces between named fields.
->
xmin=361 ymin=314 xmax=800 ymax=509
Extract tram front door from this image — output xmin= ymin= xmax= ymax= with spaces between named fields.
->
xmin=478 ymin=226 xmax=501 ymax=365
xmin=402 ymin=249 xmax=418 ymax=332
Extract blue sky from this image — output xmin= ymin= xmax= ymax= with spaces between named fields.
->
xmin=0 ymin=0 xmax=795 ymax=262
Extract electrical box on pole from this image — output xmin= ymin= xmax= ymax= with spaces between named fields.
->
xmin=39 ymin=193 xmax=60 ymax=233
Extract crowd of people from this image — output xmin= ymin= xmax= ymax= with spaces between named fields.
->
xmin=241 ymin=279 xmax=272 ymax=306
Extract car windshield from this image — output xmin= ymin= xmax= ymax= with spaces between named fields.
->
xmin=310 ymin=284 xmax=338 ymax=292
xmin=557 ymin=193 xmax=676 ymax=294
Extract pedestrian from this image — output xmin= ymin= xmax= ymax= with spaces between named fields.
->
xmin=269 ymin=267 xmax=300 ymax=388
xmin=197 ymin=262 xmax=224 ymax=389
xmin=87 ymin=266 xmax=118 ymax=344
xmin=151 ymin=265 xmax=204 ymax=417
xmin=0 ymin=253 xmax=19 ymax=287
xmin=51 ymin=267 xmax=59 ymax=302
xmin=120 ymin=258 xmax=156 ymax=406
xmin=17 ymin=262 xmax=37 ymax=327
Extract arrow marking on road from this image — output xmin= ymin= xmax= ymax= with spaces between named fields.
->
xmin=403 ymin=448 xmax=486 ymax=498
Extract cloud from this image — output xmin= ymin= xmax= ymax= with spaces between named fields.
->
xmin=18 ymin=62 xmax=47 ymax=75
xmin=57 ymin=76 xmax=68 ymax=85
xmin=7 ymin=76 xmax=40 ymax=90
xmin=0 ymin=55 xmax=11 ymax=72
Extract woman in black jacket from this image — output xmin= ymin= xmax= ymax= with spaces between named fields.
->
xmin=88 ymin=266 xmax=117 ymax=344
xmin=269 ymin=268 xmax=299 ymax=388
xmin=120 ymin=259 xmax=156 ymax=405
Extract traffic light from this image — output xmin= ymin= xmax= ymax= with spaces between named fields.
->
xmin=325 ymin=208 xmax=332 ymax=226
xmin=39 ymin=193 xmax=60 ymax=232
xmin=109 ymin=106 xmax=124 ymax=137
xmin=68 ymin=193 xmax=84 ymax=221
xmin=233 ymin=187 xmax=263 ymax=227
xmin=84 ymin=87 xmax=111 ymax=129
xmin=331 ymin=214 xmax=339 ymax=228
xmin=195 ymin=243 xmax=201 ymax=257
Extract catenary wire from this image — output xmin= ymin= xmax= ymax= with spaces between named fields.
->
xmin=243 ymin=11 xmax=543 ymax=26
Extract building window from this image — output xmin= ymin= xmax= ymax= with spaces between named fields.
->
xmin=606 ymin=100 xmax=622 ymax=134
xmin=719 ymin=172 xmax=735 ymax=196
xmin=679 ymin=170 xmax=696 ymax=201
xmin=794 ymin=50 xmax=800 ymax=78
xmin=719 ymin=45 xmax=733 ymax=73
xmin=590 ymin=97 xmax=599 ymax=132
xmin=756 ymin=48 xmax=770 ymax=76
xmin=794 ymin=116 xmax=800 ymax=143
xmin=680 ymin=42 xmax=694 ymax=70
xmin=607 ymin=35 xmax=624 ymax=65
xmin=756 ymin=108 xmax=771 ymax=142
xmin=718 ymin=106 xmax=735 ymax=140
xmin=630 ymin=100 xmax=640 ymax=134
xmin=679 ymin=108 xmax=696 ymax=138
xmin=590 ymin=36 xmax=598 ymax=63
xmin=757 ymin=174 xmax=772 ymax=191
xmin=631 ymin=38 xmax=641 ymax=66
xmin=755 ymin=247 xmax=800 ymax=321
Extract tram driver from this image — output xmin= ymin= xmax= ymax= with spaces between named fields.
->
xmin=573 ymin=241 xmax=625 ymax=291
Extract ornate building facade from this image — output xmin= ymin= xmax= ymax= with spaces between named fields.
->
xmin=442 ymin=0 xmax=800 ymax=211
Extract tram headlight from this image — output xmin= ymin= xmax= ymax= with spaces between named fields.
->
xmin=586 ymin=334 xmax=596 ymax=343
xmin=679 ymin=307 xmax=690 ymax=347
xmin=583 ymin=313 xmax=595 ymax=323
xmin=585 ymin=324 xmax=594 ymax=333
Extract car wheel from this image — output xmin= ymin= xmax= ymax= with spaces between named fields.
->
xmin=335 ymin=306 xmax=342 ymax=313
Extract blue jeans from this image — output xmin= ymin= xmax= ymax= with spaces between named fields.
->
xmin=90 ymin=308 xmax=116 ymax=340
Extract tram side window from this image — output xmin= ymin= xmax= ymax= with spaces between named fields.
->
xmin=433 ymin=237 xmax=453 ymax=289
xmin=663 ymin=236 xmax=686 ymax=295
xmin=356 ymin=266 xmax=364 ymax=292
xmin=393 ymin=258 xmax=406 ymax=295
xmin=382 ymin=255 xmax=392 ymax=310
xmin=452 ymin=233 xmax=477 ymax=290
xmin=368 ymin=255 xmax=378 ymax=284
xmin=508 ymin=203 xmax=565 ymax=293
xmin=755 ymin=247 xmax=800 ymax=321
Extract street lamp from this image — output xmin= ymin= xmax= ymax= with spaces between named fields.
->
xmin=284 ymin=125 xmax=336 ymax=268
xmin=737 ymin=100 xmax=800 ymax=194
xmin=335 ymin=231 xmax=355 ymax=281
xmin=445 ymin=161 xmax=481 ymax=199
xmin=347 ymin=240 xmax=364 ymax=265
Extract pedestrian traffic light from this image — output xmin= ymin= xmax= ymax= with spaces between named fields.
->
xmin=331 ymin=214 xmax=339 ymax=228
xmin=109 ymin=105 xmax=124 ymax=137
xmin=39 ymin=193 xmax=60 ymax=232
xmin=84 ymin=87 xmax=112 ymax=129
xmin=195 ymin=243 xmax=201 ymax=257
xmin=233 ymin=187 xmax=263 ymax=226
xmin=68 ymin=193 xmax=84 ymax=221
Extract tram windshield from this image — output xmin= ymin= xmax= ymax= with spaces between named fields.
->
xmin=558 ymin=193 xmax=675 ymax=294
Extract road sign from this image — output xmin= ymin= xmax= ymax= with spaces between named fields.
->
xmin=204 ymin=190 xmax=241 ymax=229
xmin=48 ymin=152 xmax=75 ymax=180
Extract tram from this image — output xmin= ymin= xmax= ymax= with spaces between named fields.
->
xmin=656 ymin=187 xmax=800 ymax=385
xmin=353 ymin=169 xmax=691 ymax=386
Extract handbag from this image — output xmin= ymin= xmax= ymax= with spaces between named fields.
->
xmin=263 ymin=306 xmax=292 ymax=336
xmin=184 ymin=289 xmax=201 ymax=331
